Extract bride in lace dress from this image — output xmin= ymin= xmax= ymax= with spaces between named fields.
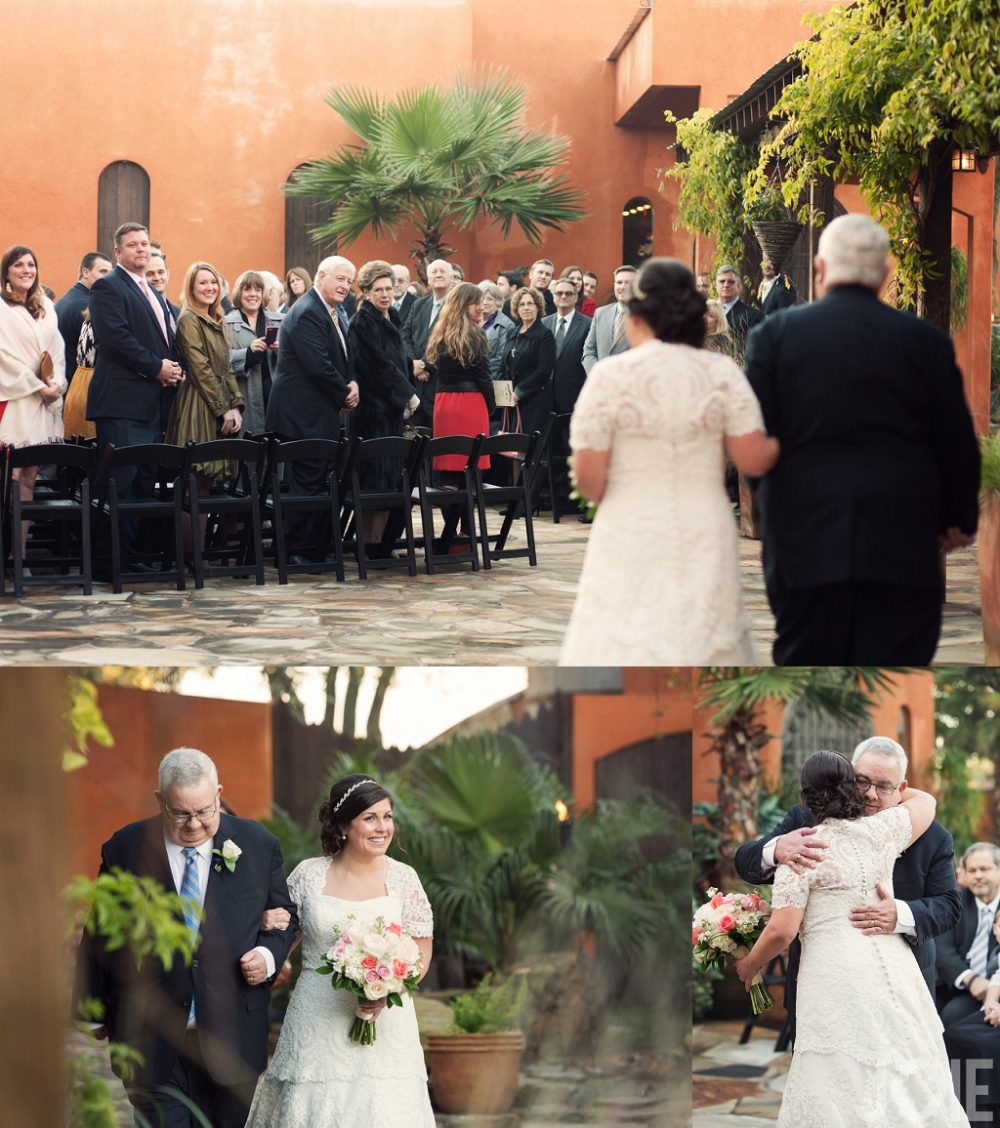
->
xmin=246 ymin=775 xmax=435 ymax=1128
xmin=560 ymin=258 xmax=779 ymax=665
xmin=735 ymin=750 xmax=969 ymax=1128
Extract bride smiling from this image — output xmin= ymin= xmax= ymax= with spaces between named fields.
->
xmin=246 ymin=775 xmax=435 ymax=1127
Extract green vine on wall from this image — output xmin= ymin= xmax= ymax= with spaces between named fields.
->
xmin=748 ymin=0 xmax=1000 ymax=310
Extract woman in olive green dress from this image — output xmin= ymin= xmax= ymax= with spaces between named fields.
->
xmin=166 ymin=261 xmax=244 ymax=548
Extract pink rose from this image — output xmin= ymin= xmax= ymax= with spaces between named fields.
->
xmin=692 ymin=928 xmax=701 ymax=945
xmin=386 ymin=922 xmax=403 ymax=937
xmin=361 ymin=956 xmax=377 ymax=969
xmin=365 ymin=969 xmax=380 ymax=983
xmin=746 ymin=894 xmax=761 ymax=909
xmin=377 ymin=963 xmax=391 ymax=979
xmin=710 ymin=893 xmax=725 ymax=909
xmin=393 ymin=959 xmax=409 ymax=978
xmin=718 ymin=914 xmax=736 ymax=933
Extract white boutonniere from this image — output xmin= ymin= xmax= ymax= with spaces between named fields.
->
xmin=212 ymin=838 xmax=242 ymax=874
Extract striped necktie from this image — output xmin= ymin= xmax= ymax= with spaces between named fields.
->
xmin=180 ymin=847 xmax=201 ymax=1020
xmin=612 ymin=305 xmax=626 ymax=346
xmin=967 ymin=902 xmax=994 ymax=979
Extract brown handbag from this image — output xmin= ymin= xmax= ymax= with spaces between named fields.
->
xmin=37 ymin=350 xmax=54 ymax=384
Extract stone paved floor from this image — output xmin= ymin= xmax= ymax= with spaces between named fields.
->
xmin=693 ymin=1020 xmax=788 ymax=1125
xmin=0 ymin=518 xmax=984 ymax=666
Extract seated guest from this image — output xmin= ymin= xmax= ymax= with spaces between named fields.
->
xmin=165 ymin=262 xmax=244 ymax=549
xmin=501 ymin=286 xmax=556 ymax=442
xmin=477 ymin=281 xmax=516 ymax=381
xmin=224 ymin=270 xmax=283 ymax=433
xmin=348 ymin=259 xmax=420 ymax=545
xmin=936 ymin=842 xmax=1000 ymax=1029
xmin=284 ymin=266 xmax=312 ymax=312
xmin=264 ymin=257 xmax=359 ymax=562
xmin=55 ymin=251 xmax=111 ymax=384
xmin=426 ymin=283 xmax=495 ymax=502
xmin=704 ymin=299 xmax=736 ymax=357
xmin=145 ymin=253 xmax=179 ymax=321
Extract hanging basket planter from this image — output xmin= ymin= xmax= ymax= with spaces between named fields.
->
xmin=752 ymin=220 xmax=804 ymax=269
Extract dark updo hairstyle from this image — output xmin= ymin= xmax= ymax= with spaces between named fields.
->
xmin=318 ymin=774 xmax=392 ymax=857
xmin=627 ymin=257 xmax=707 ymax=348
xmin=798 ymin=750 xmax=867 ymax=824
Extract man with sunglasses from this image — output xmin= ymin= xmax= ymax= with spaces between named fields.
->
xmin=76 ymin=747 xmax=298 ymax=1128
xmin=735 ymin=736 xmax=961 ymax=1044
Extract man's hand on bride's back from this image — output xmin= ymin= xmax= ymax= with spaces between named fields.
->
xmin=774 ymin=827 xmax=829 ymax=874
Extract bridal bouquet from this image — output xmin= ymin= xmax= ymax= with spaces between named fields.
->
xmin=317 ymin=915 xmax=423 ymax=1045
xmin=693 ymin=888 xmax=775 ymax=1014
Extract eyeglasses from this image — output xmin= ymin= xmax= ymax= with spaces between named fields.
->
xmin=854 ymin=775 xmax=899 ymax=798
xmin=161 ymin=799 xmax=220 ymax=824
xmin=553 ymin=290 xmax=576 ymax=298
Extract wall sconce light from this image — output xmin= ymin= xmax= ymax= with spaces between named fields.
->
xmin=951 ymin=146 xmax=977 ymax=172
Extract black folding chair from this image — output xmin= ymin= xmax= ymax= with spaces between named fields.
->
xmin=2 ymin=442 xmax=97 ymax=597
xmin=412 ymin=434 xmax=484 ymax=575
xmin=93 ymin=443 xmax=191 ymax=593
xmin=545 ymin=411 xmax=574 ymax=523
xmin=183 ymin=439 xmax=266 ymax=588
xmin=340 ymin=435 xmax=423 ymax=580
xmin=473 ymin=431 xmax=543 ymax=568
xmin=266 ymin=438 xmax=346 ymax=583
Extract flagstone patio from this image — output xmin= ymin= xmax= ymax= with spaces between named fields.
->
xmin=0 ymin=521 xmax=983 ymax=666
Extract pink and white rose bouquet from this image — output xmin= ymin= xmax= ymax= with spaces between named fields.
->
xmin=317 ymin=914 xmax=423 ymax=1045
xmin=693 ymin=888 xmax=775 ymax=1014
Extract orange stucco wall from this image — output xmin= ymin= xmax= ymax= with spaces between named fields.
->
xmin=68 ymin=685 xmax=272 ymax=880
xmin=6 ymin=0 xmax=842 ymax=305
xmin=690 ymin=670 xmax=936 ymax=808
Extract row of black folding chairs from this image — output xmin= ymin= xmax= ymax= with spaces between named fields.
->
xmin=0 ymin=424 xmax=548 ymax=597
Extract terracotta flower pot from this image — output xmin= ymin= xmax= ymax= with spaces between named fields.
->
xmin=426 ymin=1031 xmax=525 ymax=1114
xmin=979 ymin=493 xmax=1000 ymax=663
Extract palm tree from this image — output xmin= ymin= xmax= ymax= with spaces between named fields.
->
xmin=696 ymin=667 xmax=901 ymax=889
xmin=287 ymin=68 xmax=587 ymax=274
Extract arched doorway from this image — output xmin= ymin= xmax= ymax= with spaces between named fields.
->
xmin=780 ymin=699 xmax=874 ymax=785
xmin=593 ymin=732 xmax=691 ymax=820
xmin=622 ymin=196 xmax=654 ymax=267
xmin=97 ymin=161 xmax=150 ymax=257
xmin=284 ymin=166 xmax=338 ymax=276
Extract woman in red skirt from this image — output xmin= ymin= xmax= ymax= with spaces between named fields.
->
xmin=425 ymin=282 xmax=496 ymax=479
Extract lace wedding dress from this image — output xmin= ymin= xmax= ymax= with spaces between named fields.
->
xmin=245 ymin=855 xmax=435 ymax=1128
xmin=559 ymin=339 xmax=763 ymax=665
xmin=773 ymin=805 xmax=969 ymax=1128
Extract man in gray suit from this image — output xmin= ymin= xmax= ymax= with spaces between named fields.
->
xmin=582 ymin=265 xmax=636 ymax=374
xmin=543 ymin=278 xmax=592 ymax=514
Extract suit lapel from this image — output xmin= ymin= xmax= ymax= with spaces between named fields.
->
xmin=117 ymin=266 xmax=168 ymax=344
xmin=138 ymin=817 xmax=174 ymax=892
xmin=201 ymin=813 xmax=239 ymax=936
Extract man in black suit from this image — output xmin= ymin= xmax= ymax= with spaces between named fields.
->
xmin=87 ymin=223 xmax=183 ymax=561
xmin=935 ymin=843 xmax=1000 ymax=1026
xmin=715 ymin=264 xmax=762 ymax=354
xmin=391 ymin=263 xmax=415 ymax=322
xmin=77 ymin=747 xmax=298 ymax=1128
xmin=735 ymin=736 xmax=961 ymax=1044
xmin=265 ymin=256 xmax=360 ymax=561
xmin=759 ymin=258 xmax=797 ymax=317
xmin=744 ymin=214 xmax=980 ymax=664
xmin=55 ymin=251 xmax=112 ymax=383
xmin=401 ymin=258 xmax=454 ymax=428
xmin=543 ymin=278 xmax=591 ymax=513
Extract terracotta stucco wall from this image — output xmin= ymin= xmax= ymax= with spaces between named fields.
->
xmin=68 ymin=684 xmax=272 ymax=879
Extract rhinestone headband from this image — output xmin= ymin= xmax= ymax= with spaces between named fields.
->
xmin=332 ymin=778 xmax=376 ymax=815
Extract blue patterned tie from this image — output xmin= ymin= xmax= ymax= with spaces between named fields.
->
xmin=180 ymin=847 xmax=201 ymax=1020
xmin=967 ymin=902 xmax=993 ymax=979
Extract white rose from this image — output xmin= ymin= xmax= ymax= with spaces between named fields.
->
xmin=364 ymin=978 xmax=389 ymax=999
xmin=221 ymin=839 xmax=242 ymax=862
xmin=363 ymin=931 xmax=390 ymax=957
xmin=396 ymin=936 xmax=420 ymax=963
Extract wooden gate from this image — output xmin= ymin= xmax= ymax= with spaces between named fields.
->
xmin=97 ymin=161 xmax=150 ymax=257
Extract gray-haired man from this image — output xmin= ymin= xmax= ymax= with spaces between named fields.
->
xmin=76 ymin=748 xmax=297 ymax=1128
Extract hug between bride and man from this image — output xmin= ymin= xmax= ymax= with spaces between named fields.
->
xmin=75 ymin=749 xmax=435 ymax=1128
xmin=734 ymin=736 xmax=980 ymax=1127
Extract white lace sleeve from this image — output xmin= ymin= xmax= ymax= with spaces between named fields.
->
xmin=874 ymin=805 xmax=913 ymax=855
xmin=388 ymin=860 xmax=434 ymax=938
xmin=720 ymin=359 xmax=766 ymax=437
xmin=569 ymin=361 xmax=615 ymax=452
xmin=287 ymin=856 xmax=326 ymax=919
xmin=772 ymin=862 xmax=810 ymax=910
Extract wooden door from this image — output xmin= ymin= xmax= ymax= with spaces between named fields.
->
xmin=97 ymin=161 xmax=150 ymax=257
xmin=284 ymin=165 xmax=337 ymax=276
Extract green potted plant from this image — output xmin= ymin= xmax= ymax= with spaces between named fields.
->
xmin=978 ymin=431 xmax=1000 ymax=663
xmin=425 ymin=973 xmax=529 ymax=1115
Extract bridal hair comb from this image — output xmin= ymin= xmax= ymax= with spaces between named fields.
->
xmin=332 ymin=778 xmax=376 ymax=815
